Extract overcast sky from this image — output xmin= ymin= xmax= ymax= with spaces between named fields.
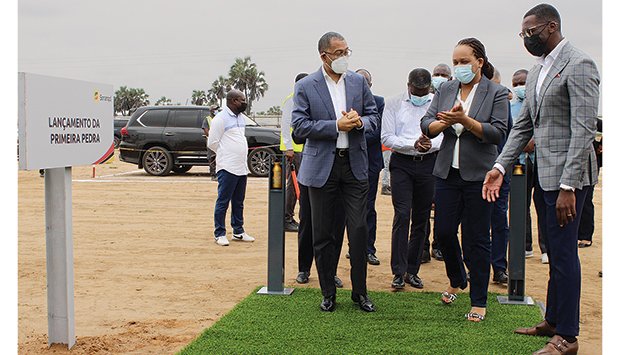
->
xmin=18 ymin=0 xmax=602 ymax=113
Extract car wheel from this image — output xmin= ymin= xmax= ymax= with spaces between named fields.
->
xmin=172 ymin=164 xmax=192 ymax=174
xmin=142 ymin=146 xmax=173 ymax=176
xmin=247 ymin=147 xmax=275 ymax=177
xmin=113 ymin=136 xmax=121 ymax=148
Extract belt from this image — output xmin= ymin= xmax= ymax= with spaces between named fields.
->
xmin=394 ymin=151 xmax=437 ymax=161
xmin=335 ymin=148 xmax=349 ymax=157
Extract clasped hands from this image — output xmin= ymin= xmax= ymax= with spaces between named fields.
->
xmin=436 ymin=103 xmax=469 ymax=127
xmin=415 ymin=134 xmax=432 ymax=153
xmin=337 ymin=109 xmax=362 ymax=132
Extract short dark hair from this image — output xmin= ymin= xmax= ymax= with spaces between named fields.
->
xmin=513 ymin=69 xmax=529 ymax=77
xmin=524 ymin=3 xmax=561 ymax=29
xmin=457 ymin=37 xmax=495 ymax=80
xmin=295 ymin=73 xmax=308 ymax=83
xmin=318 ymin=32 xmax=345 ymax=53
xmin=408 ymin=68 xmax=431 ymax=89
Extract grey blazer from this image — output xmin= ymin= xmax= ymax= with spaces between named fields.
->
xmin=496 ymin=42 xmax=600 ymax=191
xmin=420 ymin=76 xmax=510 ymax=182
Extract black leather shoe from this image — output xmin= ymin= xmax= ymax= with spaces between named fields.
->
xmin=334 ymin=275 xmax=343 ymax=288
xmin=367 ymin=253 xmax=380 ymax=265
xmin=405 ymin=273 xmax=424 ymax=289
xmin=391 ymin=275 xmax=405 ymax=289
xmin=296 ymin=271 xmax=309 ymax=284
xmin=431 ymin=248 xmax=444 ymax=261
xmin=320 ymin=295 xmax=336 ymax=312
xmin=284 ymin=222 xmax=299 ymax=232
xmin=493 ymin=271 xmax=508 ymax=284
xmin=352 ymin=293 xmax=376 ymax=312
xmin=420 ymin=251 xmax=431 ymax=264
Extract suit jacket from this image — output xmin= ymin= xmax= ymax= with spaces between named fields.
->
xmin=496 ymin=42 xmax=600 ymax=191
xmin=292 ymin=67 xmax=379 ymax=188
xmin=366 ymin=95 xmax=385 ymax=174
xmin=420 ymin=76 xmax=510 ymax=182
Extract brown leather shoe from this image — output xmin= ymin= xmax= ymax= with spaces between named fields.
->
xmin=532 ymin=335 xmax=578 ymax=354
xmin=514 ymin=320 xmax=556 ymax=337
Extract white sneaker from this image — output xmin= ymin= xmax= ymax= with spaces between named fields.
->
xmin=215 ymin=236 xmax=229 ymax=246
xmin=541 ymin=253 xmax=549 ymax=264
xmin=232 ymin=232 xmax=255 ymax=242
xmin=525 ymin=250 xmax=534 ymax=258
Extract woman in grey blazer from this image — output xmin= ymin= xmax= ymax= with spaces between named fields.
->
xmin=420 ymin=38 xmax=509 ymax=322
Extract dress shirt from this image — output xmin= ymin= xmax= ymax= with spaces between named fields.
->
xmin=280 ymin=93 xmax=294 ymax=150
xmin=322 ymin=66 xmax=349 ymax=148
xmin=207 ymin=106 xmax=249 ymax=176
xmin=381 ymin=92 xmax=442 ymax=155
xmin=451 ymin=83 xmax=479 ymax=169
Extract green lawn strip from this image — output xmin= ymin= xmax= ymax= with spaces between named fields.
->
xmin=179 ymin=287 xmax=547 ymax=354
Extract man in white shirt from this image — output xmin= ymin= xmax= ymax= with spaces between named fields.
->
xmin=207 ymin=90 xmax=255 ymax=246
xmin=382 ymin=68 xmax=442 ymax=290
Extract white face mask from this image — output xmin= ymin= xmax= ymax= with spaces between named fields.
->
xmin=330 ymin=56 xmax=349 ymax=74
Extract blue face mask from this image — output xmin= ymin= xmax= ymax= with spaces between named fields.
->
xmin=454 ymin=64 xmax=476 ymax=84
xmin=513 ymin=85 xmax=526 ymax=100
xmin=431 ymin=76 xmax=448 ymax=91
xmin=410 ymin=94 xmax=431 ymax=106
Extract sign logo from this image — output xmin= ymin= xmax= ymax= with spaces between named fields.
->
xmin=94 ymin=89 xmax=112 ymax=103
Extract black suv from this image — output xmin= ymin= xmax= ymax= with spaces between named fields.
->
xmin=119 ymin=106 xmax=281 ymax=177
xmin=113 ymin=116 xmax=130 ymax=148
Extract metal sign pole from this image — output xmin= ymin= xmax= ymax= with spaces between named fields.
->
xmin=498 ymin=164 xmax=534 ymax=306
xmin=44 ymin=167 xmax=76 ymax=348
xmin=258 ymin=155 xmax=294 ymax=295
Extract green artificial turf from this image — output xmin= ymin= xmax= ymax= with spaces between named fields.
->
xmin=179 ymin=287 xmax=547 ymax=354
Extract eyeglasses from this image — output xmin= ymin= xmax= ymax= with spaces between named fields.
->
xmin=323 ymin=48 xmax=352 ymax=58
xmin=518 ymin=22 xmax=550 ymax=38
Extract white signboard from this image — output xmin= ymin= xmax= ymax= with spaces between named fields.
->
xmin=18 ymin=73 xmax=114 ymax=170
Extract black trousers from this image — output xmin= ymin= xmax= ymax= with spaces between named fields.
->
xmin=297 ymin=182 xmax=345 ymax=273
xmin=525 ymin=158 xmax=547 ymax=253
xmin=435 ymin=168 xmax=492 ymax=308
xmin=366 ymin=170 xmax=380 ymax=254
xmin=389 ymin=152 xmax=436 ymax=277
xmin=285 ymin=152 xmax=302 ymax=223
xmin=308 ymin=153 xmax=369 ymax=298
xmin=578 ymin=182 xmax=596 ymax=242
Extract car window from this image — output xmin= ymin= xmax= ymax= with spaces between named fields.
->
xmin=171 ymin=110 xmax=201 ymax=128
xmin=137 ymin=110 xmax=168 ymax=127
xmin=244 ymin=115 xmax=258 ymax=126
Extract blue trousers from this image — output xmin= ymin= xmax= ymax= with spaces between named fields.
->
xmin=534 ymin=178 xmax=589 ymax=337
xmin=213 ymin=170 xmax=247 ymax=238
xmin=435 ymin=168 xmax=492 ymax=308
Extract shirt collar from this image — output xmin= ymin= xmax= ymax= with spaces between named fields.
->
xmin=224 ymin=106 xmax=240 ymax=118
xmin=321 ymin=65 xmax=346 ymax=83
xmin=536 ymin=38 xmax=568 ymax=66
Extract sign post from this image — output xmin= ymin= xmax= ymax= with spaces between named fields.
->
xmin=18 ymin=73 xmax=114 ymax=348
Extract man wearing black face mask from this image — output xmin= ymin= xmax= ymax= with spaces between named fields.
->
xmin=483 ymin=4 xmax=600 ymax=353
xmin=208 ymin=90 xmax=256 ymax=246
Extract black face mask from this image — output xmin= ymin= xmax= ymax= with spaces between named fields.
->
xmin=524 ymin=34 xmax=548 ymax=57
xmin=238 ymin=102 xmax=248 ymax=113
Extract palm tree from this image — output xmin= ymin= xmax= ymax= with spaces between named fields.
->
xmin=228 ymin=56 xmax=269 ymax=115
xmin=191 ymin=90 xmax=207 ymax=106
xmin=155 ymin=96 xmax=172 ymax=106
xmin=114 ymin=86 xmax=150 ymax=115
xmin=207 ymin=75 xmax=229 ymax=108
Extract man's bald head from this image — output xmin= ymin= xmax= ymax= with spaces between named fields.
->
xmin=226 ymin=89 xmax=247 ymax=115
xmin=226 ymin=89 xmax=244 ymax=102
xmin=432 ymin=64 xmax=452 ymax=79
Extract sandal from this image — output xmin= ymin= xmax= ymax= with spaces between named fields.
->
xmin=441 ymin=291 xmax=457 ymax=305
xmin=578 ymin=241 xmax=592 ymax=248
xmin=466 ymin=312 xmax=485 ymax=322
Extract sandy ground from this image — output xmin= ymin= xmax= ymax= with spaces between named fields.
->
xmin=18 ymin=156 xmax=602 ymax=354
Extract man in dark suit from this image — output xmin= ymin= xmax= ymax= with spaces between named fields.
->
xmin=292 ymin=31 xmax=379 ymax=312
xmin=483 ymin=4 xmax=600 ymax=353
xmin=355 ymin=68 xmax=385 ymax=266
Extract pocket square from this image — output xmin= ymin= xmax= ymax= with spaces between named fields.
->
xmin=555 ymin=73 xmax=561 ymax=78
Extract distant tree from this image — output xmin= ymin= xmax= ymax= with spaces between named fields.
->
xmin=114 ymin=86 xmax=150 ymax=116
xmin=266 ymin=106 xmax=281 ymax=115
xmin=207 ymin=75 xmax=230 ymax=108
xmin=155 ymin=96 xmax=172 ymax=106
xmin=228 ymin=56 xmax=268 ymax=115
xmin=191 ymin=90 xmax=207 ymax=106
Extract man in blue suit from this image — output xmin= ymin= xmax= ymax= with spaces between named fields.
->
xmin=292 ymin=32 xmax=379 ymax=312
xmin=355 ymin=68 xmax=384 ymax=266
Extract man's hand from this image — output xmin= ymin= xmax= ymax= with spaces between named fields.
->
xmin=523 ymin=138 xmax=535 ymax=154
xmin=482 ymin=168 xmax=504 ymax=202
xmin=337 ymin=109 xmax=361 ymax=132
xmin=285 ymin=149 xmax=295 ymax=162
xmin=415 ymin=134 xmax=432 ymax=153
xmin=556 ymin=190 xmax=576 ymax=227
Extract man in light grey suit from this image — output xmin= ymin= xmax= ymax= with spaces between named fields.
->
xmin=483 ymin=4 xmax=599 ymax=354
xmin=292 ymin=31 xmax=379 ymax=312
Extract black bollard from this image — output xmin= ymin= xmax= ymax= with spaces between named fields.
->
xmin=258 ymin=154 xmax=294 ymax=295
xmin=498 ymin=164 xmax=534 ymax=305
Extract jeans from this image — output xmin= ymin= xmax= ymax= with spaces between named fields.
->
xmin=214 ymin=170 xmax=247 ymax=238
